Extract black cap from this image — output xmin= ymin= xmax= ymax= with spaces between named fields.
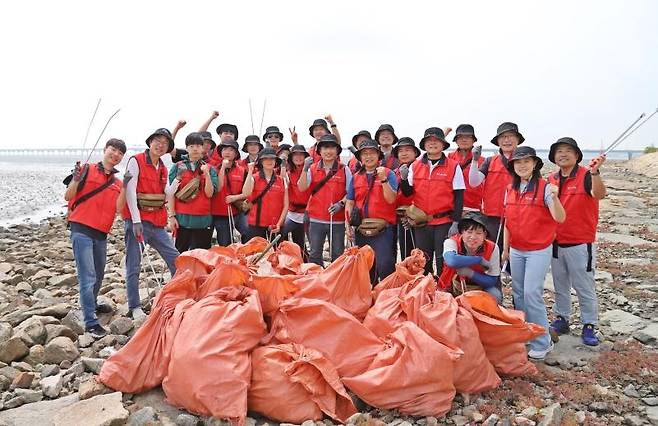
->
xmin=506 ymin=146 xmax=543 ymax=174
xmin=392 ymin=137 xmax=421 ymax=159
xmin=458 ymin=211 xmax=489 ymax=235
xmin=216 ymin=123 xmax=239 ymax=140
xmin=289 ymin=144 xmax=310 ymax=157
xmin=242 ymin=135 xmax=264 ymax=153
xmin=308 ymin=118 xmax=330 ymax=137
xmin=218 ymin=138 xmax=240 ymax=157
xmin=351 ymin=130 xmax=372 ymax=148
xmin=453 ymin=124 xmax=477 ymax=142
xmin=491 ymin=122 xmax=525 ymax=146
xmin=276 ymin=143 xmax=292 ymax=154
xmin=185 ymin=132 xmax=204 ymax=146
xmin=375 ymin=124 xmax=399 ymax=145
xmin=316 ymin=134 xmax=342 ymax=155
xmin=256 ymin=147 xmax=282 ymax=167
xmin=355 ymin=139 xmax=384 ymax=162
xmin=419 ymin=127 xmax=450 ymax=151
xmin=549 ymin=137 xmax=583 ymax=164
xmin=145 ymin=128 xmax=174 ymax=153
xmin=199 ymin=131 xmax=216 ymax=150
xmin=263 ymin=126 xmax=284 ymax=142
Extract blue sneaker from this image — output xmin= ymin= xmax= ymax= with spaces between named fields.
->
xmin=550 ymin=316 xmax=570 ymax=335
xmin=582 ymin=324 xmax=600 ymax=346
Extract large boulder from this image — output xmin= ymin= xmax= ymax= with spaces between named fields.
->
xmin=44 ymin=336 xmax=79 ymax=364
xmin=0 ymin=337 xmax=29 ymax=363
xmin=53 ymin=392 xmax=128 ymax=426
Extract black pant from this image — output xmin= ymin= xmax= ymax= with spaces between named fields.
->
xmin=414 ymin=222 xmax=451 ymax=275
xmin=484 ymin=215 xmax=504 ymax=253
xmin=281 ymin=219 xmax=308 ymax=261
xmin=175 ymin=227 xmax=212 ymax=253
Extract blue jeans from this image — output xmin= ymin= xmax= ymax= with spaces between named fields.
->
xmin=71 ymin=232 xmax=107 ymax=328
xmin=510 ymin=245 xmax=552 ymax=352
xmin=308 ymin=221 xmax=345 ymax=266
xmin=213 ymin=213 xmax=250 ymax=246
xmin=355 ymin=224 xmax=396 ymax=284
xmin=124 ymin=220 xmax=179 ymax=310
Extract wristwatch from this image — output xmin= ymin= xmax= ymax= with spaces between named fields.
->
xmin=380 ymin=178 xmax=388 ymax=183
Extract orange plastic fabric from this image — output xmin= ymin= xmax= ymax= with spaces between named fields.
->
xmin=266 ymin=241 xmax=322 ymax=275
xmin=342 ymin=322 xmax=456 ymax=417
xmin=99 ymin=270 xmax=198 ymax=393
xmin=364 ymin=276 xmax=500 ymax=394
xmin=457 ymin=291 xmax=545 ymax=377
xmin=294 ymin=246 xmax=374 ymax=319
xmin=248 ymin=344 xmax=357 ymax=423
xmin=163 ymin=286 xmax=267 ymax=426
xmin=196 ymin=262 xmax=251 ymax=299
xmin=268 ymin=297 xmax=382 ymax=378
xmin=372 ymin=249 xmax=426 ymax=301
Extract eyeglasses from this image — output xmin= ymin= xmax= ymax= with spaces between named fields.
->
xmin=266 ymin=134 xmax=280 ymax=139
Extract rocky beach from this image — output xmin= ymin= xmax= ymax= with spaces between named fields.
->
xmin=0 ymin=155 xmax=656 ymax=426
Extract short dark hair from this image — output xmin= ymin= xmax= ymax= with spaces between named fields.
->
xmin=459 ymin=221 xmax=487 ymax=235
xmin=105 ymin=138 xmax=126 ymax=154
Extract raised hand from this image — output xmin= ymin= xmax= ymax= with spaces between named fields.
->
xmin=472 ymin=145 xmax=482 ymax=161
xmin=399 ymin=164 xmax=409 ymax=180
xmin=303 ymin=156 xmax=314 ymax=171
xmin=122 ymin=170 xmax=133 ymax=188
xmin=72 ymin=161 xmax=83 ymax=182
xmin=324 ymin=114 xmax=334 ymax=125
xmin=376 ymin=166 xmax=387 ymax=181
xmin=200 ymin=164 xmax=210 ymax=174
xmin=289 ymin=126 xmax=298 ymax=144
xmin=176 ymin=120 xmax=187 ymax=129
xmin=588 ymin=154 xmax=606 ymax=172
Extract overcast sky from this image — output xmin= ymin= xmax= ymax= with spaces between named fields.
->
xmin=2 ymin=1 xmax=657 ymax=151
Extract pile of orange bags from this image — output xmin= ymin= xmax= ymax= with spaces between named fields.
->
xmin=100 ymin=240 xmax=545 ymax=425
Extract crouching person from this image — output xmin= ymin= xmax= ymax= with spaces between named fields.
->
xmin=345 ymin=139 xmax=398 ymax=284
xmin=439 ymin=212 xmax=502 ymax=303
xmin=64 ymin=139 xmax=127 ymax=338
xmin=166 ymin=132 xmax=218 ymax=252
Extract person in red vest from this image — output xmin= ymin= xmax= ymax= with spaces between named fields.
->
xmin=298 ymin=134 xmax=351 ymax=266
xmin=238 ymin=134 xmax=264 ymax=168
xmin=375 ymin=124 xmax=400 ymax=170
xmin=280 ymin=145 xmax=312 ymax=255
xmin=345 ymin=139 xmax=398 ymax=283
xmin=212 ymin=139 xmax=252 ymax=245
xmin=399 ymin=127 xmax=465 ymax=274
xmin=123 ymin=128 xmax=180 ymax=322
xmin=503 ymin=146 xmax=566 ymax=360
xmin=306 ymin=115 xmax=342 ymax=161
xmin=439 ymin=212 xmax=502 ymax=302
xmin=165 ymin=132 xmax=218 ymax=252
xmin=547 ymin=137 xmax=607 ymax=346
xmin=469 ymin=122 xmax=524 ymax=247
xmin=392 ymin=137 xmax=421 ymax=259
xmin=449 ymin=124 xmax=484 ymax=212
xmin=347 ymin=130 xmax=371 ymax=173
xmin=243 ymin=148 xmax=288 ymax=239
xmin=64 ymin=138 xmax=127 ymax=338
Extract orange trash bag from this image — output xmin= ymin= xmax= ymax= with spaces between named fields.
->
xmin=342 ymin=322 xmax=457 ymax=417
xmin=196 ymin=262 xmax=251 ymax=299
xmin=457 ymin=291 xmax=545 ymax=377
xmin=248 ymin=343 xmax=357 ymax=424
xmin=294 ymin=246 xmax=374 ymax=320
xmin=267 ymin=297 xmax=382 ymax=378
xmin=163 ymin=286 xmax=267 ymax=425
xmin=266 ymin=241 xmax=322 ymax=275
xmin=99 ymin=270 xmax=198 ymax=393
xmin=372 ymin=249 xmax=426 ymax=302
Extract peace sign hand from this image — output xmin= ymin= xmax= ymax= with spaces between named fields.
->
xmin=289 ymin=126 xmax=298 ymax=144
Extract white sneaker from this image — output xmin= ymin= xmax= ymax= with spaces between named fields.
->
xmin=130 ymin=307 xmax=147 ymax=323
xmin=528 ymin=342 xmax=554 ymax=360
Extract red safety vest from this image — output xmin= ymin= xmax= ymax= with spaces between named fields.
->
xmin=248 ymin=172 xmax=286 ymax=227
xmin=352 ymin=168 xmax=397 ymax=225
xmin=237 ymin=157 xmax=257 ymax=169
xmin=504 ymin=178 xmax=557 ymax=251
xmin=438 ymin=234 xmax=495 ymax=290
xmin=395 ymin=166 xmax=413 ymax=207
xmin=211 ymin=163 xmax=247 ymax=216
xmin=548 ymin=166 xmax=599 ymax=244
xmin=348 ymin=157 xmax=361 ymax=174
xmin=449 ymin=150 xmax=484 ymax=210
xmin=411 ymin=154 xmax=458 ymax=226
xmin=482 ymin=154 xmax=512 ymax=217
xmin=68 ymin=163 xmax=122 ymax=234
xmin=308 ymin=144 xmax=322 ymax=162
xmin=173 ymin=162 xmax=212 ymax=216
xmin=206 ymin=150 xmax=221 ymax=168
xmin=382 ymin=152 xmax=399 ymax=170
xmin=287 ymin=166 xmax=311 ymax=213
xmin=122 ymin=151 xmax=168 ymax=227
xmin=307 ymin=161 xmax=346 ymax=221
